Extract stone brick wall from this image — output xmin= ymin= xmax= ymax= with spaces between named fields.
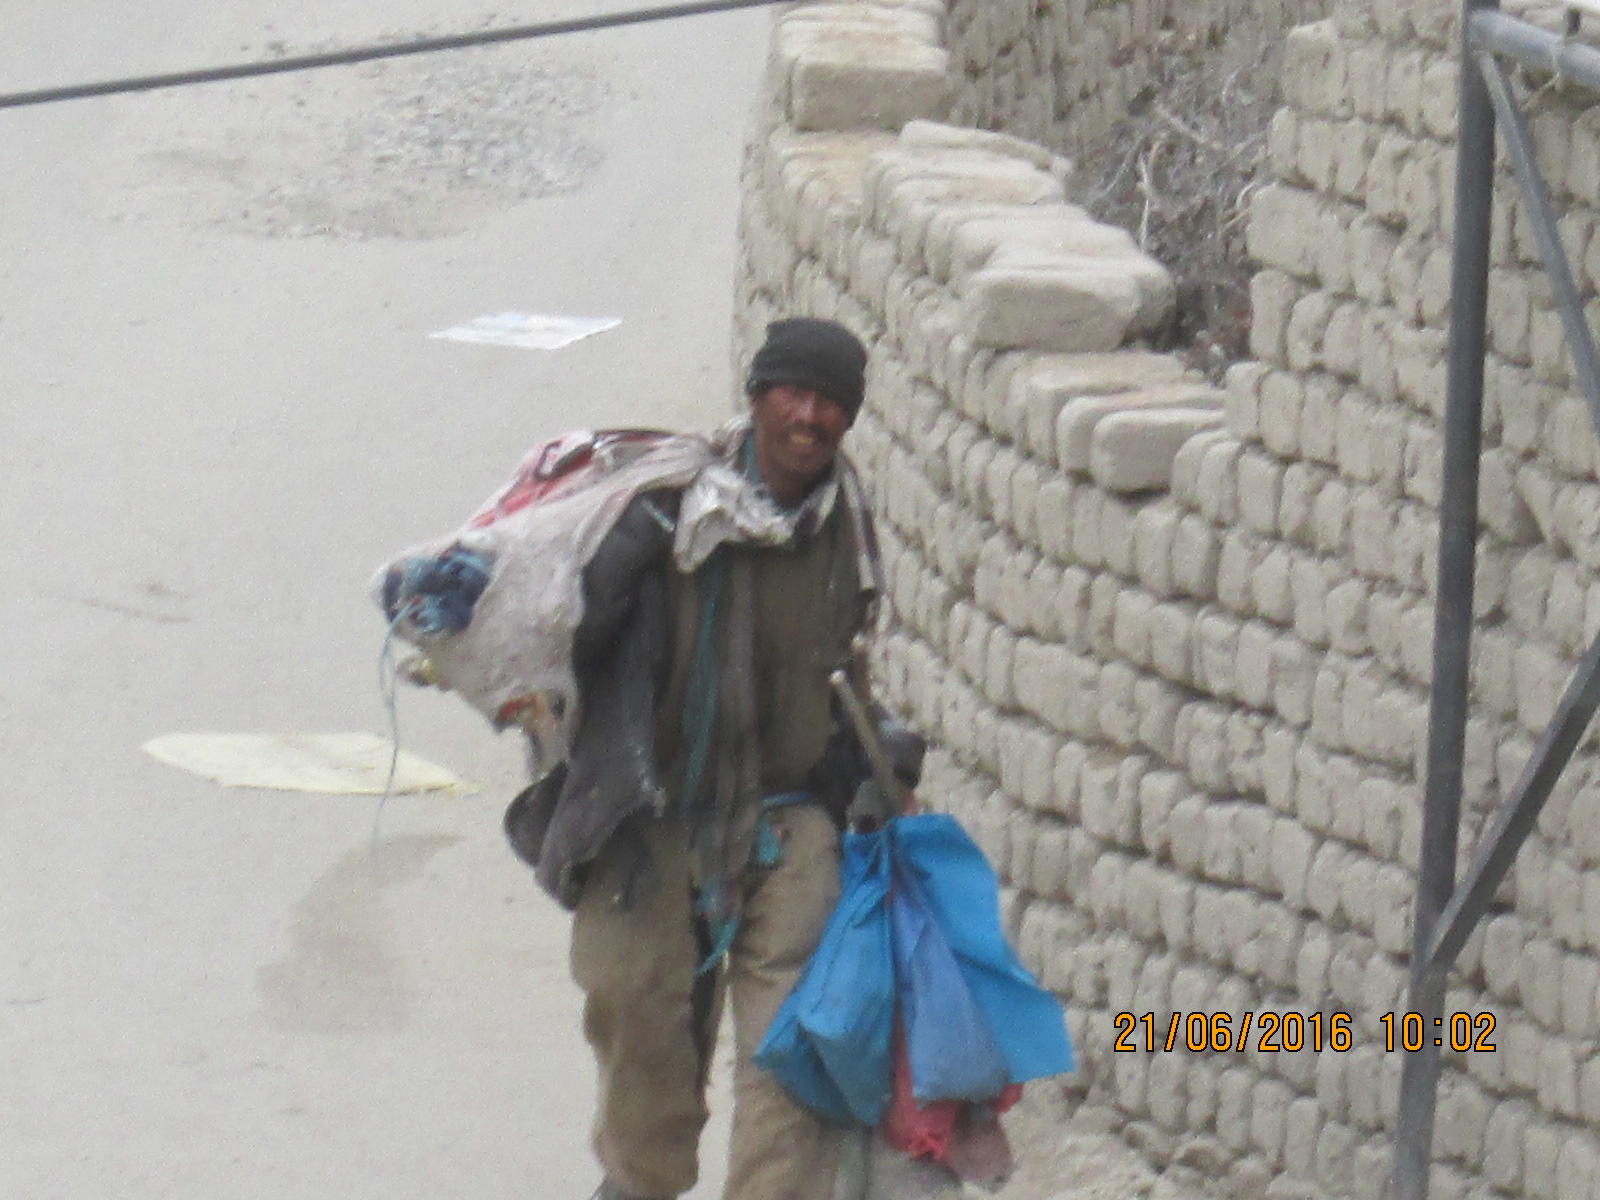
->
xmin=940 ymin=0 xmax=1332 ymax=151
xmin=735 ymin=3 xmax=1600 ymax=1199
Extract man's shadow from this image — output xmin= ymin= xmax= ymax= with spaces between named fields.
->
xmin=256 ymin=834 xmax=459 ymax=1034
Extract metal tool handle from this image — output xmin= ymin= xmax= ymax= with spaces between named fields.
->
xmin=829 ymin=669 xmax=912 ymax=814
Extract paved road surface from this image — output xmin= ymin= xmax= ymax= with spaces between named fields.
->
xmin=0 ymin=4 xmax=767 ymax=1197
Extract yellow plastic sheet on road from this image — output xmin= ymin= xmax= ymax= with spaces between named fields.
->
xmin=141 ymin=733 xmax=477 ymax=795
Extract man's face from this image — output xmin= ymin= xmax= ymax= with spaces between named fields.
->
xmin=750 ymin=383 xmax=853 ymax=504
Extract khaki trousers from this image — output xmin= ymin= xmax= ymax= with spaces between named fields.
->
xmin=571 ymin=805 xmax=843 ymax=1200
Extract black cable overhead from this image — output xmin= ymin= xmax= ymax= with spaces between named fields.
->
xmin=0 ymin=0 xmax=785 ymax=111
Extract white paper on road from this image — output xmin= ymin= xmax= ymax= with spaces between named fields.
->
xmin=142 ymin=733 xmax=477 ymax=795
xmin=429 ymin=312 xmax=621 ymax=350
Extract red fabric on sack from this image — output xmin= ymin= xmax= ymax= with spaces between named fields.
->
xmin=879 ymin=1024 xmax=1021 ymax=1163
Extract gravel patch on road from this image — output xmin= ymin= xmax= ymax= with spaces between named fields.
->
xmin=102 ymin=39 xmax=609 ymax=239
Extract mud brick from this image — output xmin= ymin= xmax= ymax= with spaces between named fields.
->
xmin=1218 ymin=530 xmax=1265 ymax=619
xmin=1226 ymin=709 xmax=1267 ymax=797
xmin=1090 ymin=406 xmax=1226 ymax=494
xmin=998 ymin=717 xmax=1056 ymax=812
xmin=1364 ymin=129 xmax=1411 ymax=228
xmin=1173 ymin=513 xmax=1223 ymax=601
xmin=1542 ymin=1035 xmax=1583 ymax=1120
xmin=1216 ymin=1068 xmax=1256 ymax=1153
xmin=1250 ymin=1077 xmax=1296 ymax=1169
xmin=1146 ymin=1053 xmax=1188 ymax=1132
xmin=1224 ymin=360 xmax=1268 ymax=443
xmin=1224 ymin=801 xmax=1272 ymax=894
xmin=1178 ymin=700 xmax=1233 ymax=794
xmin=1279 ymin=462 xmax=1330 ymax=547
xmin=960 ymin=435 xmax=1000 ymax=517
xmin=1285 ymin=291 xmax=1334 ymax=374
xmin=1251 ymin=906 xmax=1305 ymax=991
xmin=1137 ymin=769 xmax=1184 ymax=857
xmin=1111 ymin=587 xmax=1156 ymax=668
xmin=1290 ymin=553 xmax=1335 ymax=648
xmin=1009 ymin=454 xmax=1045 ymax=546
xmin=963 ymin=259 xmax=1144 ymax=353
xmin=1261 ymin=724 xmax=1299 ymax=815
xmin=1192 ymin=883 xmax=1235 ymax=966
xmin=1159 ymin=872 xmax=1196 ymax=954
xmin=1252 ymin=544 xmax=1294 ymax=625
xmin=1294 ymin=740 xmax=1335 ymax=835
xmin=1133 ymin=502 xmax=1181 ymax=599
xmin=1324 ymin=577 xmax=1371 ymax=656
xmin=1100 ymin=494 xmax=1139 ymax=578
xmin=1330 ymin=119 xmax=1376 ymax=208
xmin=1168 ymin=792 xmax=1208 ymax=876
xmin=1362 ymin=948 xmax=1407 ymax=1020
xmin=1112 ymin=1037 xmax=1149 ymax=1111
xmin=1054 ymin=563 xmax=1093 ymax=652
xmin=1106 ymin=934 xmax=1149 ymax=1019
xmin=1014 ymin=350 xmax=1188 ymax=464
xmin=1200 ymin=796 xmax=1252 ymax=889
xmin=1546 ymin=557 xmax=1588 ymax=655
xmin=1148 ymin=599 xmax=1198 ymax=687
xmin=1195 ymin=610 xmax=1243 ymax=701
xmin=1251 ymin=269 xmax=1304 ymax=366
xmin=1235 ymin=621 xmax=1276 ymax=711
xmin=1121 ymin=857 xmax=1163 ymax=943
xmin=1047 ymin=738 xmax=1085 ymax=821
xmin=1014 ymin=637 xmax=1101 ymax=740
xmin=1339 ymin=390 xmax=1406 ymax=495
xmin=1300 ymin=375 xmax=1342 ymax=468
xmin=1195 ymin=436 xmax=1244 ymax=524
xmin=1523 ymin=937 xmax=1565 ymax=1029
xmin=957 ymin=603 xmax=994 ymax=686
xmin=1097 ymin=660 xmax=1141 ymax=750
xmin=1515 ymin=639 xmax=1570 ymax=736
xmin=1284 ymin=20 xmax=1351 ymax=118
xmin=1402 ymin=418 xmax=1443 ymax=507
xmin=1326 ymin=932 xmax=1371 ymax=1016
xmin=1556 ymin=483 xmax=1600 ymax=575
xmin=1557 ymin=1130 xmax=1600 ymax=1200
xmin=1237 ymin=448 xmax=1286 ymax=536
xmin=1480 ymin=1099 xmax=1530 ymax=1193
xmin=1562 ymin=954 xmax=1600 ymax=1040
xmin=1304 ymin=838 xmax=1349 ymax=925
xmin=1033 ymin=475 xmax=1076 ymax=562
xmin=982 ymin=443 xmax=1022 ymax=530
xmin=1359 ymin=774 xmax=1407 ymax=865
xmin=1070 ymin=485 xmax=1106 ymax=568
xmin=1487 ymin=267 xmax=1535 ymax=365
xmin=1269 ymin=107 xmax=1303 ymax=187
xmin=1249 ymin=184 xmax=1324 ymax=281
xmin=1271 ymin=635 xmax=1316 ymax=728
xmin=1333 ymin=848 xmax=1380 ymax=939
xmin=1522 ymin=1111 xmax=1568 ymax=1200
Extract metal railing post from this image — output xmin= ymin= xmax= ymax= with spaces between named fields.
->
xmin=1388 ymin=4 xmax=1499 ymax=1198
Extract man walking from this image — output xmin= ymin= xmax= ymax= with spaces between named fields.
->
xmin=551 ymin=318 xmax=883 ymax=1200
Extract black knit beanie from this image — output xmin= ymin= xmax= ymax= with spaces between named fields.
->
xmin=745 ymin=318 xmax=868 ymax=417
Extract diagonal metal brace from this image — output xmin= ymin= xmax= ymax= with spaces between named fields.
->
xmin=1424 ymin=626 xmax=1600 ymax=981
xmin=1476 ymin=50 xmax=1600 ymax=430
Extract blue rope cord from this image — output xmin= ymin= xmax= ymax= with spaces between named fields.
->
xmin=370 ymin=616 xmax=406 ymax=867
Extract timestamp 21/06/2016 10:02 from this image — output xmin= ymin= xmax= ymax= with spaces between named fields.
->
xmin=1113 ymin=1010 xmax=1499 ymax=1054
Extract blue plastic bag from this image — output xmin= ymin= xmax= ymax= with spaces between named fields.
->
xmin=891 ymin=860 xmax=1012 ymax=1103
xmin=757 ymin=813 xmax=1074 ymax=1123
xmin=893 ymin=814 xmax=1075 ymax=1084
xmin=755 ymin=827 xmax=896 ymax=1125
